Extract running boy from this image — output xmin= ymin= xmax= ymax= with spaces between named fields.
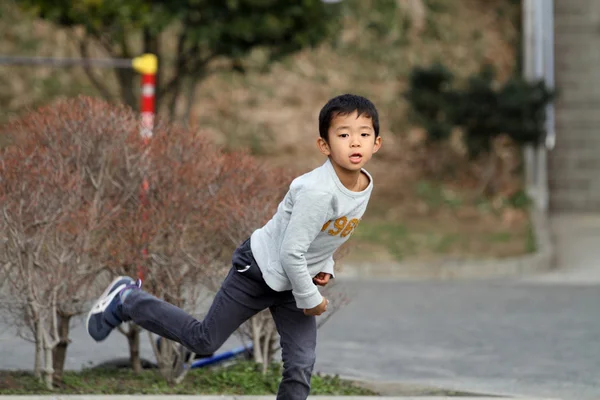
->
xmin=86 ymin=93 xmax=382 ymax=400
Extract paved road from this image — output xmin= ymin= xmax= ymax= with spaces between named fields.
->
xmin=316 ymin=277 xmax=600 ymax=400
xmin=1 ymin=277 xmax=598 ymax=400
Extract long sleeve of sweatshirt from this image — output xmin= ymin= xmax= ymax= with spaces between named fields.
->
xmin=279 ymin=189 xmax=333 ymax=309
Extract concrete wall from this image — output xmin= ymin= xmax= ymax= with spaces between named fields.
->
xmin=549 ymin=0 xmax=600 ymax=211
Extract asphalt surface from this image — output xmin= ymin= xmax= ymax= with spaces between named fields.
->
xmin=0 ymin=276 xmax=598 ymax=400
xmin=316 ymin=277 xmax=600 ymax=400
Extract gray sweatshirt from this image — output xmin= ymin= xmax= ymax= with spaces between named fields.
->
xmin=250 ymin=158 xmax=373 ymax=309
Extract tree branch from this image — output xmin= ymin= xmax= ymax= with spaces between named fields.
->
xmin=78 ymin=39 xmax=114 ymax=100
xmin=162 ymin=52 xmax=217 ymax=101
xmin=118 ymin=25 xmax=133 ymax=59
xmin=162 ymin=29 xmax=190 ymax=117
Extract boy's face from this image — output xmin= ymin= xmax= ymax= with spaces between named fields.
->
xmin=317 ymin=111 xmax=382 ymax=172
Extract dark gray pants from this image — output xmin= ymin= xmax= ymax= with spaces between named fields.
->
xmin=121 ymin=238 xmax=317 ymax=400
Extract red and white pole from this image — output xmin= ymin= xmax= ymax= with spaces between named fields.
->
xmin=132 ymin=54 xmax=158 ymax=282
xmin=133 ymin=54 xmax=157 ymax=141
xmin=139 ymin=72 xmax=155 ymax=142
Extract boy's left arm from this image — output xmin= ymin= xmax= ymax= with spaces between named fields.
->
xmin=279 ymin=189 xmax=333 ymax=310
xmin=313 ymin=256 xmax=335 ymax=286
xmin=313 ymin=272 xmax=331 ymax=286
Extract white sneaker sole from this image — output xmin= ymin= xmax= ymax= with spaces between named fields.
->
xmin=85 ymin=276 xmax=131 ymax=337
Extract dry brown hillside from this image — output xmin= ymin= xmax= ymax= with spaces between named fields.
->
xmin=0 ymin=0 xmax=531 ymax=263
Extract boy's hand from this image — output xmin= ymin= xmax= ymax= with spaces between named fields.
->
xmin=313 ymin=272 xmax=331 ymax=286
xmin=304 ymin=297 xmax=328 ymax=316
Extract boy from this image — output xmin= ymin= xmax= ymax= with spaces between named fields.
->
xmin=86 ymin=93 xmax=382 ymax=399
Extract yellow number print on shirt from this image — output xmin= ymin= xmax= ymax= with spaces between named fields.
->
xmin=321 ymin=217 xmax=360 ymax=238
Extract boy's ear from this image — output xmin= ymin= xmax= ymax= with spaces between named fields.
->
xmin=373 ymin=136 xmax=382 ymax=153
xmin=317 ymin=137 xmax=331 ymax=156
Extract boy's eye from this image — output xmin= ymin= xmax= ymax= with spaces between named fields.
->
xmin=361 ymin=133 xmax=371 ymax=137
xmin=339 ymin=133 xmax=349 ymax=138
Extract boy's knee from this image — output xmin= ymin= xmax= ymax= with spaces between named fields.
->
xmin=188 ymin=330 xmax=222 ymax=356
xmin=283 ymin=348 xmax=316 ymax=372
xmin=196 ymin=338 xmax=220 ymax=356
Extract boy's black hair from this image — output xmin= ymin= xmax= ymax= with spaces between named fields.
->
xmin=318 ymin=94 xmax=379 ymax=141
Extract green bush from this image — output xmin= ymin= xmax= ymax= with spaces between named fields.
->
xmin=405 ymin=62 xmax=554 ymax=158
xmin=405 ymin=62 xmax=458 ymax=142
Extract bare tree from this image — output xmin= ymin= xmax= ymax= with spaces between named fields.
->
xmin=0 ymin=143 xmax=85 ymax=389
xmin=0 ymin=96 xmax=147 ymax=382
xmin=49 ymin=97 xmax=145 ymax=378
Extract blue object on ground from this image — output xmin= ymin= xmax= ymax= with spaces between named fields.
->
xmin=190 ymin=343 xmax=254 ymax=369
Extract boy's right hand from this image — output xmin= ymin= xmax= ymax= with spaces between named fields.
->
xmin=304 ymin=297 xmax=328 ymax=316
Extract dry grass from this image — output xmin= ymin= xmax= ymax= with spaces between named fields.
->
xmin=0 ymin=0 xmax=530 ymax=261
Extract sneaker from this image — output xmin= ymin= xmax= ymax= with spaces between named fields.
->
xmin=86 ymin=276 xmax=141 ymax=342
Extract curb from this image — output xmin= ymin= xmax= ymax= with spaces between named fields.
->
xmin=0 ymin=397 xmax=559 ymax=400
xmin=339 ymin=205 xmax=555 ymax=280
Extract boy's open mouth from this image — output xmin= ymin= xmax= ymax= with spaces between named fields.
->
xmin=349 ymin=153 xmax=363 ymax=164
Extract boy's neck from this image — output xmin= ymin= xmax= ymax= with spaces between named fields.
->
xmin=330 ymin=160 xmax=365 ymax=192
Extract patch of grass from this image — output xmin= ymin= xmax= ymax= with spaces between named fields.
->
xmin=525 ymin=222 xmax=537 ymax=253
xmin=351 ymin=219 xmax=467 ymax=261
xmin=349 ymin=199 xmax=532 ymax=263
xmin=0 ymin=362 xmax=376 ymax=396
xmin=415 ymin=180 xmax=463 ymax=210
xmin=486 ymin=232 xmax=513 ymax=243
xmin=352 ymin=219 xmax=411 ymax=260
xmin=506 ymin=189 xmax=532 ymax=210
xmin=432 ymin=233 xmax=461 ymax=253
